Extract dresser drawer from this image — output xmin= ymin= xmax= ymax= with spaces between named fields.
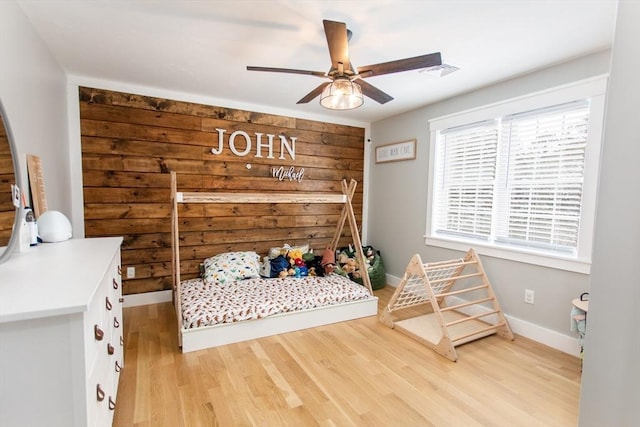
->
xmin=87 ymin=352 xmax=119 ymax=427
xmin=85 ymin=282 xmax=110 ymax=376
xmin=85 ymin=251 xmax=122 ymax=376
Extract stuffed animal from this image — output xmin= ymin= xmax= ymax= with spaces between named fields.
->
xmin=305 ymin=255 xmax=325 ymax=277
xmin=364 ymin=246 xmax=375 ymax=260
xmin=321 ymin=248 xmax=336 ymax=274
xmin=342 ymin=258 xmax=357 ymax=274
xmin=287 ymin=248 xmax=304 ymax=264
xmin=270 ymin=255 xmax=290 ymax=278
xmin=337 ymin=251 xmax=351 ymax=264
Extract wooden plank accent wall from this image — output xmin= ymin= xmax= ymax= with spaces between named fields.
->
xmin=79 ymin=87 xmax=366 ymax=295
xmin=0 ymin=118 xmax=14 ymax=246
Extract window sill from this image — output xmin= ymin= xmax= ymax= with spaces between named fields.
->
xmin=424 ymin=235 xmax=591 ymax=274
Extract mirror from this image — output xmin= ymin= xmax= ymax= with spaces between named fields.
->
xmin=0 ymin=98 xmax=22 ymax=264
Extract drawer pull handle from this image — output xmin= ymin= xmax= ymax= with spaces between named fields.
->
xmin=118 ymin=265 xmax=121 ymax=275
xmin=119 ymin=297 xmax=124 ymax=303
xmin=107 ymin=343 xmax=115 ymax=355
xmin=113 ymin=317 xmax=120 ymax=328
xmin=112 ymin=278 xmax=119 ymax=290
xmin=109 ymin=397 xmax=116 ymax=411
xmin=105 ymin=297 xmax=112 ymax=311
xmin=96 ymin=384 xmax=105 ymax=402
xmin=115 ymin=360 xmax=122 ymax=372
xmin=94 ymin=325 xmax=104 ymax=341
xmin=120 ymin=335 xmax=124 ymax=346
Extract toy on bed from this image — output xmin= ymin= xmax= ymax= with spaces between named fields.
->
xmin=260 ymin=244 xmax=329 ymax=278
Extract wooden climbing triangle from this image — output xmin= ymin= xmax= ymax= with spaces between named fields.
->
xmin=379 ymin=248 xmax=513 ymax=361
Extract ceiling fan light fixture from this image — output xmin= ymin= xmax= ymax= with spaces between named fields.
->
xmin=320 ymin=78 xmax=363 ymax=110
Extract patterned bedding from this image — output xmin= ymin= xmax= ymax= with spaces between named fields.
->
xmin=181 ymin=274 xmax=373 ymax=329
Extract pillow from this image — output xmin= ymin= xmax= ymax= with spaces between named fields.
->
xmin=202 ymin=251 xmax=261 ymax=285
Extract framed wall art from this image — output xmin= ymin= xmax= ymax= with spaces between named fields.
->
xmin=375 ymin=139 xmax=416 ymax=163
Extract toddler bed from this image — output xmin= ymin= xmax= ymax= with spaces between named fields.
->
xmin=170 ymin=172 xmax=378 ymax=353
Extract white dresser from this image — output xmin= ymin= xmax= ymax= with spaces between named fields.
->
xmin=0 ymin=237 xmax=124 ymax=427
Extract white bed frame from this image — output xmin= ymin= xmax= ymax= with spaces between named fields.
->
xmin=170 ymin=172 xmax=378 ymax=353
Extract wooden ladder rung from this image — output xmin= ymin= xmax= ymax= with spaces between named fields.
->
xmin=428 ymin=271 xmax=483 ymax=284
xmin=389 ymin=299 xmax=432 ymax=312
xmin=437 ymin=283 xmax=488 ymax=298
xmin=450 ymin=322 xmax=504 ymax=343
xmin=423 ymin=259 xmax=477 ymax=271
xmin=444 ymin=310 xmax=500 ymax=327
xmin=440 ymin=297 xmax=494 ymax=312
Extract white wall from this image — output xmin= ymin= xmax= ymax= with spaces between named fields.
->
xmin=368 ymin=50 xmax=612 ymax=353
xmin=0 ymin=1 xmax=70 ymax=217
xmin=579 ymin=1 xmax=640 ymax=425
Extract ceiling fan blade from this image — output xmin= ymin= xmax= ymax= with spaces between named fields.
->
xmin=356 ymin=79 xmax=394 ymax=104
xmin=357 ymin=52 xmax=442 ymax=77
xmin=296 ymin=82 xmax=331 ymax=104
xmin=323 ymin=20 xmax=353 ymax=73
xmin=247 ymin=66 xmax=326 ymax=78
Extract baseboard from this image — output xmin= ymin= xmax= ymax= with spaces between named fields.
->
xmin=123 ymin=289 xmax=172 ymax=308
xmin=504 ymin=315 xmax=581 ymax=356
xmin=384 ymin=273 xmax=581 ymax=357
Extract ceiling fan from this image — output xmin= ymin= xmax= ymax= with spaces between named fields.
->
xmin=247 ymin=19 xmax=442 ymax=109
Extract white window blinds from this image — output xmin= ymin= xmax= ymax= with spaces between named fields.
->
xmin=431 ymin=100 xmax=591 ymax=257
xmin=433 ymin=120 xmax=498 ymax=239
xmin=495 ymin=101 xmax=590 ymax=253
xmin=427 ymin=77 xmax=606 ymax=272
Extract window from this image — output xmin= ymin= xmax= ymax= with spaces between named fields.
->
xmin=427 ymin=77 xmax=607 ymax=273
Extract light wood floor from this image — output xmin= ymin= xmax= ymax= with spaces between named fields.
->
xmin=113 ymin=287 xmax=582 ymax=427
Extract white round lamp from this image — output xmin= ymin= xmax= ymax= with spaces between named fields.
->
xmin=38 ymin=210 xmax=72 ymax=243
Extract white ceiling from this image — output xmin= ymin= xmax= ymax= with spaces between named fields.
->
xmin=17 ymin=0 xmax=618 ymax=124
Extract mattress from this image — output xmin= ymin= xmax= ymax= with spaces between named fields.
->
xmin=181 ymin=273 xmax=373 ymax=329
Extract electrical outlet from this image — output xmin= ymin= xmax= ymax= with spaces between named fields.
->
xmin=524 ymin=289 xmax=535 ymax=304
xmin=127 ymin=266 xmax=136 ymax=279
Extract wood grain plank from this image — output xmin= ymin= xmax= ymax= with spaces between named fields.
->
xmin=81 ymin=149 xmax=364 ymax=174
xmin=80 ymin=102 xmax=203 ymax=131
